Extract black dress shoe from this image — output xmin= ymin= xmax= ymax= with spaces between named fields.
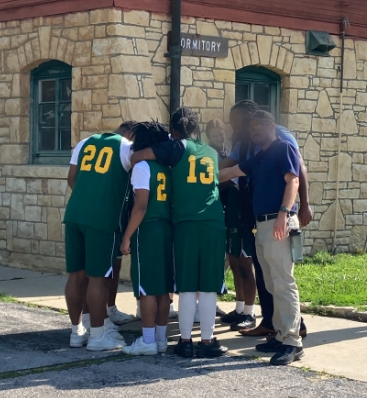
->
xmin=196 ymin=338 xmax=228 ymax=358
xmin=231 ymin=314 xmax=256 ymax=331
xmin=270 ymin=345 xmax=305 ymax=366
xmin=256 ymin=338 xmax=283 ymax=353
xmin=174 ymin=338 xmax=194 ymax=358
xmin=220 ymin=310 xmax=240 ymax=324
xmin=300 ymin=321 xmax=307 ymax=338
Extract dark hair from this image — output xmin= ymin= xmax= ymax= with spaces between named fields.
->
xmin=170 ymin=107 xmax=199 ymax=139
xmin=206 ymin=119 xmax=226 ymax=137
xmin=132 ymin=121 xmax=169 ymax=152
xmin=230 ymin=100 xmax=259 ymax=114
xmin=119 ymin=120 xmax=136 ymax=133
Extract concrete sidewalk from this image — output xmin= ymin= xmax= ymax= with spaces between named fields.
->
xmin=0 ymin=265 xmax=366 ymax=382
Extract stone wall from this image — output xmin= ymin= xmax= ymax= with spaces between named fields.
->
xmin=0 ymin=8 xmax=367 ymax=272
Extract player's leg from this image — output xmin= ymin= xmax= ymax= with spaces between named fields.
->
xmin=64 ymin=222 xmax=89 ymax=348
xmin=197 ymin=224 xmax=228 ymax=358
xmin=174 ymin=221 xmax=200 ymax=358
xmin=107 ymin=251 xmax=134 ymax=325
xmin=84 ymin=227 xmax=125 ymax=351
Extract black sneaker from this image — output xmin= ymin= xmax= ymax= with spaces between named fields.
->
xmin=231 ymin=314 xmax=256 ymax=331
xmin=270 ymin=345 xmax=305 ymax=366
xmin=221 ymin=310 xmax=241 ymax=324
xmin=256 ymin=338 xmax=283 ymax=353
xmin=174 ymin=338 xmax=194 ymax=358
xmin=196 ymin=338 xmax=228 ymax=358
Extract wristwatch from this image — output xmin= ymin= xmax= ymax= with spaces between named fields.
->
xmin=279 ymin=206 xmax=290 ymax=215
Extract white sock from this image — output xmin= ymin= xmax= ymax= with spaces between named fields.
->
xmin=235 ymin=301 xmax=245 ymax=314
xmin=71 ymin=322 xmax=85 ymax=335
xmin=244 ymin=304 xmax=255 ymax=316
xmin=90 ymin=326 xmax=104 ymax=339
xmin=108 ymin=305 xmax=116 ymax=314
xmin=196 ymin=300 xmax=199 ymax=311
xmin=199 ymin=292 xmax=217 ymax=340
xmin=82 ymin=313 xmax=90 ymax=330
xmin=155 ymin=325 xmax=167 ymax=342
xmin=178 ymin=292 xmax=197 ymax=339
xmin=142 ymin=327 xmax=155 ymax=345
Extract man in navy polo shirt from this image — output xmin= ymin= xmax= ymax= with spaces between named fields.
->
xmin=219 ymin=110 xmax=304 ymax=366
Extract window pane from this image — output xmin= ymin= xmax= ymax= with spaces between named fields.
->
xmin=60 ymin=129 xmax=71 ymax=150
xmin=40 ymin=80 xmax=56 ymax=102
xmin=59 ymin=103 xmax=71 ymax=128
xmin=254 ymin=84 xmax=270 ymax=106
xmin=39 ymin=104 xmax=56 ymax=128
xmin=60 ymin=79 xmax=72 ymax=101
xmin=40 ymin=129 xmax=55 ymax=151
xmin=235 ymin=83 xmax=250 ymax=103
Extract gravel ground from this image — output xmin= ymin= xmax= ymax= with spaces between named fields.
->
xmin=1 ymin=303 xmax=366 ymax=398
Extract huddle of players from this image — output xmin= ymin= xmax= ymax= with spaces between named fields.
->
xmin=64 ymin=107 xmax=228 ymax=358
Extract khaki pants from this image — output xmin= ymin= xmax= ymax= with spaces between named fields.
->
xmin=255 ymin=214 xmax=302 ymax=347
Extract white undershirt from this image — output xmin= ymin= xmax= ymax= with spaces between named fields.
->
xmin=70 ymin=136 xmax=132 ymax=172
xmin=131 ymin=161 xmax=150 ymax=192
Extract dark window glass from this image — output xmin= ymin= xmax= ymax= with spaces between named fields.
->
xmin=32 ymin=61 xmax=72 ymax=164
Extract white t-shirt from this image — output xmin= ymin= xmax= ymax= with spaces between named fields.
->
xmin=70 ymin=136 xmax=132 ymax=172
xmin=131 ymin=161 xmax=150 ymax=192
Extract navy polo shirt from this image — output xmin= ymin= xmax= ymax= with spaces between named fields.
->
xmin=238 ymin=139 xmax=300 ymax=216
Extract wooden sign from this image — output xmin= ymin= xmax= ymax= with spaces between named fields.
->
xmin=180 ymin=33 xmax=228 ymax=58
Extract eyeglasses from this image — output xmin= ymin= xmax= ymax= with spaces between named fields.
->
xmin=250 ymin=122 xmax=271 ymax=131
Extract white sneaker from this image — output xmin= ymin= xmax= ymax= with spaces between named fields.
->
xmin=86 ymin=331 xmax=124 ymax=351
xmin=194 ymin=307 xmax=200 ymax=323
xmin=70 ymin=330 xmax=89 ymax=348
xmin=136 ymin=301 xmax=141 ymax=319
xmin=169 ymin=302 xmax=178 ymax=319
xmin=109 ymin=306 xmax=135 ymax=325
xmin=105 ymin=321 xmax=126 ymax=344
xmin=157 ymin=340 xmax=168 ymax=353
xmin=123 ymin=337 xmax=158 ymax=356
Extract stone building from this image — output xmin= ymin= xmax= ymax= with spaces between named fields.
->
xmin=0 ymin=0 xmax=367 ymax=273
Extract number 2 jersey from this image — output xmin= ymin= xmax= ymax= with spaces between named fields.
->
xmin=152 ymin=138 xmax=225 ymax=230
xmin=64 ymin=133 xmax=131 ymax=233
xmin=131 ymin=160 xmax=172 ymax=222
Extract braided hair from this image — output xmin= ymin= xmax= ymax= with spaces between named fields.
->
xmin=132 ymin=121 xmax=169 ymax=152
xmin=170 ymin=107 xmax=199 ymax=139
xmin=231 ymin=100 xmax=259 ymax=114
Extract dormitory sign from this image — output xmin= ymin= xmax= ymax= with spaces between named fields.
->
xmin=180 ymin=33 xmax=228 ymax=57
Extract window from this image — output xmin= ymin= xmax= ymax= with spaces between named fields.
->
xmin=235 ymin=66 xmax=280 ymax=120
xmin=31 ymin=61 xmax=72 ymax=164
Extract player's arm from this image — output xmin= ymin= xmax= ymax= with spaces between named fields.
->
xmin=67 ymin=165 xmax=78 ymax=190
xmin=130 ymin=148 xmax=156 ymax=168
xmin=121 ymin=189 xmax=149 ymax=255
xmin=219 ymin=157 xmax=237 ymax=170
xmin=219 ymin=165 xmax=246 ymax=183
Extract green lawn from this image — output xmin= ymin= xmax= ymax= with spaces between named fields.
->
xmin=224 ymin=252 xmax=367 ymax=309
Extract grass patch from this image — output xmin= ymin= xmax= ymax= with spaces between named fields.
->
xmin=224 ymin=252 xmax=367 ymax=309
xmin=0 ymin=293 xmax=17 ymax=303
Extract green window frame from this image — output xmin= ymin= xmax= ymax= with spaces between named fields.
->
xmin=235 ymin=66 xmax=281 ymax=121
xmin=31 ymin=60 xmax=72 ymax=165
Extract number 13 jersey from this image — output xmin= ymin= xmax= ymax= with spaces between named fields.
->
xmin=64 ymin=133 xmax=131 ymax=233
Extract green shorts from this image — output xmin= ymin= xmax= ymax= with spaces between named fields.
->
xmin=131 ymin=219 xmax=174 ymax=298
xmin=65 ymin=222 xmax=119 ymax=278
xmin=174 ymin=221 xmax=226 ymax=293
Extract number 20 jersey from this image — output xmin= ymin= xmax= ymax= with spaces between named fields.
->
xmin=64 ymin=133 xmax=130 ymax=234
xmin=171 ymin=139 xmax=225 ymax=230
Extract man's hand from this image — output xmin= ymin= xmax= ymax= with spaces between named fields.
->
xmin=121 ymin=236 xmax=131 ymax=256
xmin=298 ymin=203 xmax=313 ymax=227
xmin=273 ymin=212 xmax=288 ymax=240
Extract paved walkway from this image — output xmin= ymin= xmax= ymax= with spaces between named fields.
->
xmin=1 ymin=265 xmax=367 ymax=382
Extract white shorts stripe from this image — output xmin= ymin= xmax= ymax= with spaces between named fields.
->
xmin=105 ymin=232 xmax=116 ymax=278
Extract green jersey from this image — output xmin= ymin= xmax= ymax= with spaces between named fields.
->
xmin=64 ymin=133 xmax=131 ymax=233
xmin=171 ymin=139 xmax=225 ymax=230
xmin=131 ymin=160 xmax=172 ymax=222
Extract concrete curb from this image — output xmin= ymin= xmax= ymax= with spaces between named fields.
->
xmin=300 ymin=302 xmax=367 ymax=323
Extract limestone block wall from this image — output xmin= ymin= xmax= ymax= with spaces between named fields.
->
xmin=0 ymin=8 xmax=367 ymax=273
